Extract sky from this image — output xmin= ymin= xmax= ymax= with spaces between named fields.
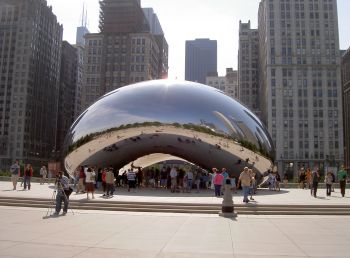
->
xmin=46 ymin=0 xmax=350 ymax=80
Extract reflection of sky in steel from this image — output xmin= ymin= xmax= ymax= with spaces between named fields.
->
xmin=67 ymin=80 xmax=273 ymax=155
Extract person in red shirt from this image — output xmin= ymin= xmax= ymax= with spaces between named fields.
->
xmin=23 ymin=164 xmax=33 ymax=190
xmin=102 ymin=168 xmax=107 ymax=196
xmin=213 ymin=168 xmax=224 ymax=197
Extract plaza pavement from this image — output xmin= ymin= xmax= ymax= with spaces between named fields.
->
xmin=1 ymin=182 xmax=350 ymax=257
xmin=1 ymin=205 xmax=350 ymax=258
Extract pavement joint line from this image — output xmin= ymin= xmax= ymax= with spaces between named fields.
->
xmin=228 ymin=218 xmax=236 ymax=258
xmin=155 ymin=214 xmax=189 ymax=256
xmin=267 ymin=217 xmax=311 ymax=258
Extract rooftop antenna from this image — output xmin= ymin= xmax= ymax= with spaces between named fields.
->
xmin=80 ymin=2 xmax=85 ymax=27
xmin=85 ymin=7 xmax=88 ymax=28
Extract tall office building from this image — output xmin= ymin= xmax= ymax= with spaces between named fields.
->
xmin=206 ymin=68 xmax=238 ymax=99
xmin=342 ymin=48 xmax=350 ymax=168
xmin=81 ymin=0 xmax=168 ymax=109
xmin=0 ymin=0 xmax=62 ymax=169
xmin=185 ymin=39 xmax=217 ymax=84
xmin=238 ymin=21 xmax=261 ymax=117
xmin=74 ymin=7 xmax=89 ymax=118
xmin=143 ymin=8 xmax=168 ymax=79
xmin=225 ymin=68 xmax=239 ymax=99
xmin=143 ymin=8 xmax=163 ymax=35
xmin=258 ymin=0 xmax=344 ymax=177
xmin=76 ymin=5 xmax=89 ymax=46
xmin=57 ymin=41 xmax=77 ymax=156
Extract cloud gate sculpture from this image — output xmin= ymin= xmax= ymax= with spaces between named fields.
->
xmin=64 ymin=80 xmax=275 ymax=181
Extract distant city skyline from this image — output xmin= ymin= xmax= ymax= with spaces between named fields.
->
xmin=46 ymin=0 xmax=350 ymax=80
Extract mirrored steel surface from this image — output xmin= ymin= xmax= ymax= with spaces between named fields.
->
xmin=64 ymin=80 xmax=275 ymax=180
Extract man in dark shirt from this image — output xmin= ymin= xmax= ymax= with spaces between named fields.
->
xmin=54 ymin=171 xmax=70 ymax=216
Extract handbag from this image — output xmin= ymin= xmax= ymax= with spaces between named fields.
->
xmin=64 ymin=187 xmax=73 ymax=197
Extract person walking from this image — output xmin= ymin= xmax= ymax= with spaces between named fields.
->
xmin=105 ymin=169 xmax=115 ymax=197
xmin=311 ymin=168 xmax=320 ymax=198
xmin=186 ymin=170 xmax=194 ymax=193
xmin=170 ymin=167 xmax=178 ymax=193
xmin=299 ymin=169 xmax=306 ymax=189
xmin=102 ymin=168 xmax=107 ymax=196
xmin=337 ymin=165 xmax=348 ymax=197
xmin=213 ymin=168 xmax=224 ymax=197
xmin=96 ymin=168 xmax=103 ymax=190
xmin=40 ymin=166 xmax=47 ymax=185
xmin=221 ymin=168 xmax=229 ymax=195
xmin=230 ymin=176 xmax=237 ymax=193
xmin=85 ymin=167 xmax=95 ymax=199
xmin=127 ymin=169 xmax=137 ymax=192
xmin=160 ymin=168 xmax=167 ymax=189
xmin=249 ymin=169 xmax=256 ymax=200
xmin=54 ymin=171 xmax=70 ymax=216
xmin=275 ymin=172 xmax=281 ymax=192
xmin=238 ymin=167 xmax=252 ymax=203
xmin=23 ymin=164 xmax=33 ymax=190
xmin=76 ymin=166 xmax=86 ymax=194
xmin=194 ymin=170 xmax=201 ymax=193
xmin=10 ymin=160 xmax=21 ymax=190
xmin=306 ymin=168 xmax=312 ymax=189
xmin=325 ymin=172 xmax=333 ymax=196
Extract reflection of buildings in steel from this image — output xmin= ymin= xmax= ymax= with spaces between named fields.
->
xmin=235 ymin=120 xmax=258 ymax=146
xmin=64 ymin=80 xmax=274 ymax=181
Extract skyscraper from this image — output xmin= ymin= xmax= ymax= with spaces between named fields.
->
xmin=81 ymin=0 xmax=168 ymax=109
xmin=258 ymin=0 xmax=344 ymax=177
xmin=76 ymin=4 xmax=89 ymax=46
xmin=74 ymin=6 xmax=89 ymax=118
xmin=57 ymin=41 xmax=77 ymax=156
xmin=206 ymin=68 xmax=238 ymax=100
xmin=0 ymin=0 xmax=62 ymax=169
xmin=185 ymin=39 xmax=217 ymax=84
xmin=342 ymin=48 xmax=350 ymax=168
xmin=238 ymin=21 xmax=260 ymax=117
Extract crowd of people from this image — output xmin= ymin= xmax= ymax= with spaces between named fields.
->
xmin=9 ymin=160 xmax=52 ymax=191
xmin=68 ymin=165 xmax=261 ymax=204
xmin=296 ymin=165 xmax=348 ymax=198
xmin=8 ymin=160 xmax=349 ymax=204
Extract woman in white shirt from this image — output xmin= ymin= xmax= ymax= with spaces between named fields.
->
xmin=85 ymin=167 xmax=96 ymax=199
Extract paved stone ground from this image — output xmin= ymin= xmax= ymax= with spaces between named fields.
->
xmin=1 ymin=182 xmax=350 ymax=257
xmin=0 ymin=181 xmax=349 ymax=205
xmin=0 ymin=206 xmax=350 ymax=258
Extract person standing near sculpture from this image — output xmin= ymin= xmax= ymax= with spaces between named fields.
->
xmin=238 ymin=167 xmax=252 ymax=203
xmin=105 ymin=169 xmax=115 ymax=197
xmin=170 ymin=167 xmax=178 ymax=193
xmin=311 ymin=168 xmax=320 ymax=198
xmin=23 ymin=164 xmax=33 ymax=190
xmin=54 ymin=171 xmax=70 ymax=216
xmin=40 ymin=166 xmax=47 ymax=185
xmin=85 ymin=167 xmax=95 ymax=199
xmin=337 ymin=165 xmax=348 ymax=197
xmin=10 ymin=160 xmax=21 ymax=190
xmin=325 ymin=172 xmax=333 ymax=197
xmin=76 ymin=166 xmax=86 ymax=194
xmin=213 ymin=168 xmax=224 ymax=197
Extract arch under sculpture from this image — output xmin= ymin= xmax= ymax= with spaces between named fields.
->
xmin=63 ymin=80 xmax=275 ymax=182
